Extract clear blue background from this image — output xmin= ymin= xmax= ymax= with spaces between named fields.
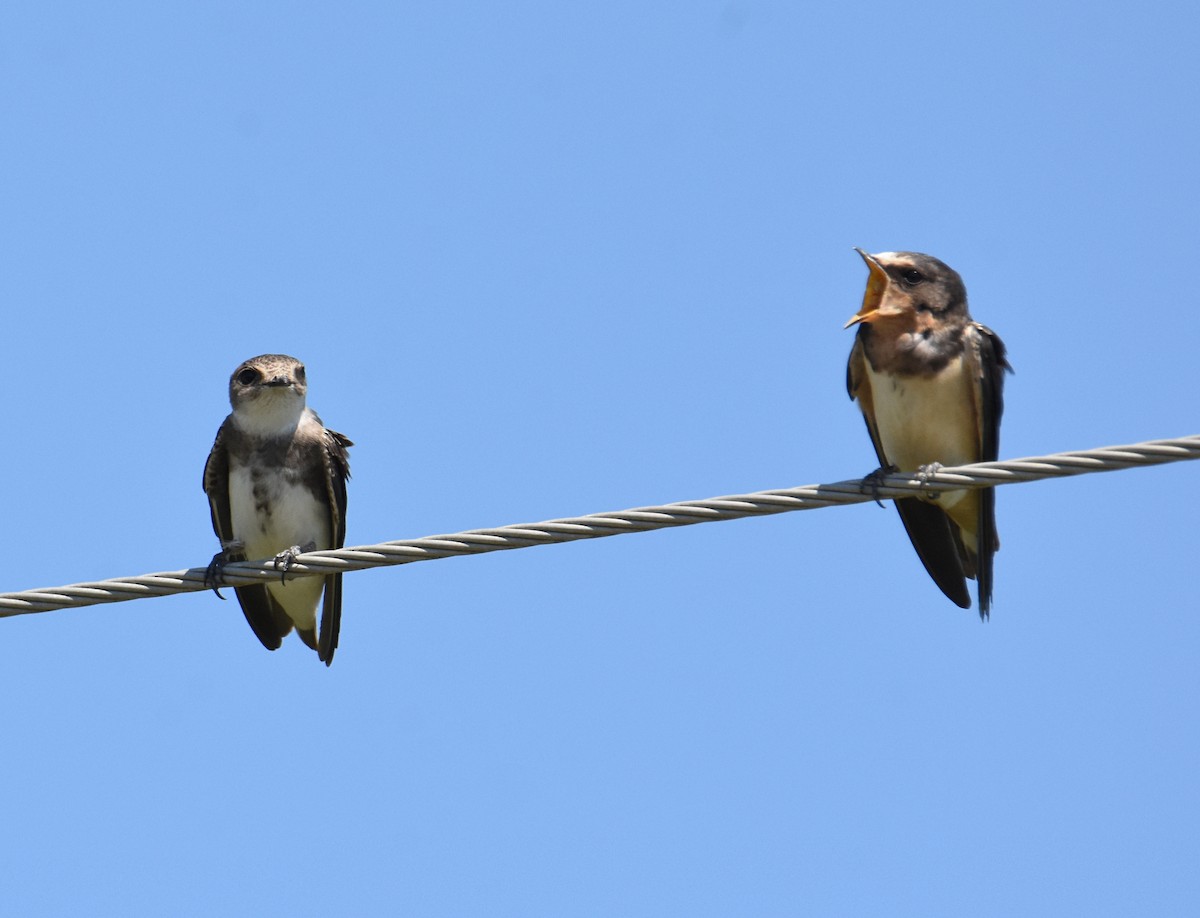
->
xmin=2 ymin=2 xmax=1197 ymax=915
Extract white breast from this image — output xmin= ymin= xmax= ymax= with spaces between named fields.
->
xmin=865 ymin=355 xmax=978 ymax=512
xmin=228 ymin=464 xmax=332 ymax=630
xmin=865 ymin=355 xmax=977 ymax=469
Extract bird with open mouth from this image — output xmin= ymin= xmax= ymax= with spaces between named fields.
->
xmin=845 ymin=250 xmax=1011 ymax=618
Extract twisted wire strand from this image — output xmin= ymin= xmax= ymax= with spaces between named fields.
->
xmin=2 ymin=434 xmax=1197 ymax=618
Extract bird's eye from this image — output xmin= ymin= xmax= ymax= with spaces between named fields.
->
xmin=901 ymin=268 xmax=924 ymax=285
xmin=236 ymin=367 xmax=260 ymax=386
xmin=295 ymin=365 xmax=306 ymax=381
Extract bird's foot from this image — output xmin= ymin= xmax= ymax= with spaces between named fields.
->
xmin=860 ymin=465 xmax=897 ymax=508
xmin=203 ymin=540 xmax=245 ymax=599
xmin=273 ymin=542 xmax=317 ymax=585
xmin=916 ymin=462 xmax=944 ymax=499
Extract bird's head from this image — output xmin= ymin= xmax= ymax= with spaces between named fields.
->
xmin=227 ymin=354 xmax=309 ymax=434
xmin=845 ymin=249 xmax=968 ymax=329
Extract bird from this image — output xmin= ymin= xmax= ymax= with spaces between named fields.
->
xmin=203 ymin=354 xmax=352 ymax=664
xmin=845 ymin=250 xmax=1011 ymax=618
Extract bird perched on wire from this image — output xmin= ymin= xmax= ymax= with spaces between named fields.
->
xmin=203 ymin=354 xmax=352 ymax=663
xmin=845 ymin=250 xmax=1011 ymax=618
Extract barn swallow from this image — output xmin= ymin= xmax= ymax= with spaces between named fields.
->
xmin=845 ymin=250 xmax=1011 ymax=618
xmin=203 ymin=354 xmax=352 ymax=664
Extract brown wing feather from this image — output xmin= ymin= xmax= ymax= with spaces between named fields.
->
xmin=202 ymin=421 xmax=235 ymax=544
xmin=846 ymin=335 xmax=886 ymax=468
xmin=317 ymin=429 xmax=353 ymax=666
xmin=969 ymin=323 xmax=1011 ymax=619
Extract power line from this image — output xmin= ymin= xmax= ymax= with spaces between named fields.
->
xmin=2 ymin=435 xmax=1197 ymax=618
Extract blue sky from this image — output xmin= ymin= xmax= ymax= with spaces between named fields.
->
xmin=2 ymin=2 xmax=1197 ymax=915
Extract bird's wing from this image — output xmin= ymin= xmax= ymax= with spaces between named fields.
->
xmin=202 ymin=421 xmax=235 ymax=545
xmin=317 ymin=429 xmax=353 ymax=666
xmin=967 ymin=322 xmax=1011 ymax=618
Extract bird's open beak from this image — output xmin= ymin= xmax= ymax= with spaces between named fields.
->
xmin=844 ymin=248 xmax=890 ymax=328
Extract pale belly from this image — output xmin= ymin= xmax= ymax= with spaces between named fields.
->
xmin=229 ymin=465 xmax=332 ymax=629
xmin=865 ymin=355 xmax=978 ymax=512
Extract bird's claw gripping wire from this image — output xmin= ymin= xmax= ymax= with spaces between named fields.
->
xmin=272 ymin=542 xmax=316 ymax=585
xmin=916 ymin=462 xmax=945 ymax=500
xmin=204 ymin=540 xmax=248 ymax=599
xmin=860 ymin=465 xmax=898 ymax=508
xmin=204 ymin=551 xmax=233 ymax=600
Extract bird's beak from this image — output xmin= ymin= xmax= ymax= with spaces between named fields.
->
xmin=844 ymin=248 xmax=890 ymax=328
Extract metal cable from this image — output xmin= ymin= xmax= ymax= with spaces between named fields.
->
xmin=2 ymin=435 xmax=1197 ymax=618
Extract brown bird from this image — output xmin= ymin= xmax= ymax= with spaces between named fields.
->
xmin=203 ymin=354 xmax=352 ymax=663
xmin=845 ymin=250 xmax=1011 ymax=618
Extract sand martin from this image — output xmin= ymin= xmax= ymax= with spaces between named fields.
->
xmin=203 ymin=354 xmax=352 ymax=663
xmin=845 ymin=250 xmax=1011 ymax=618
